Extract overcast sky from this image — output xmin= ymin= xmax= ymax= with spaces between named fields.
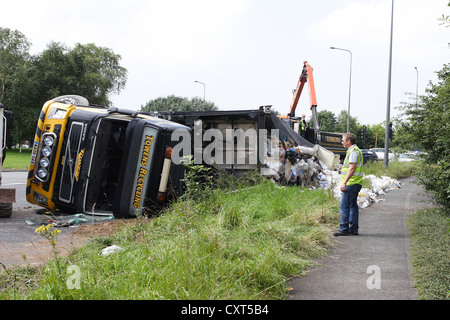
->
xmin=2 ymin=0 xmax=449 ymax=125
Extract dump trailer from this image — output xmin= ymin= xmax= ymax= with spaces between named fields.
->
xmin=152 ymin=106 xmax=317 ymax=177
xmin=0 ymin=103 xmax=16 ymax=217
xmin=26 ymin=95 xmax=191 ymax=218
xmin=280 ymin=61 xmax=347 ymax=158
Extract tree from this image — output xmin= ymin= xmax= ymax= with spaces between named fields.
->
xmin=390 ymin=118 xmax=415 ymax=151
xmin=31 ymin=42 xmax=127 ymax=106
xmin=141 ymin=95 xmax=219 ymax=112
xmin=2 ymin=39 xmax=128 ymax=147
xmin=7 ymin=60 xmax=42 ymax=148
xmin=438 ymin=1 xmax=450 ymax=29
xmin=336 ymin=110 xmax=360 ymax=134
xmin=316 ymin=110 xmax=337 ymax=132
xmin=33 ymin=42 xmax=76 ymax=101
xmin=362 ymin=123 xmax=386 ymax=149
xmin=401 ymin=63 xmax=450 ymax=211
xmin=0 ymin=28 xmax=31 ymax=102
xmin=68 ymin=43 xmax=127 ymax=106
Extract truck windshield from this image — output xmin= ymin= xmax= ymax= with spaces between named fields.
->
xmin=84 ymin=117 xmax=129 ymax=212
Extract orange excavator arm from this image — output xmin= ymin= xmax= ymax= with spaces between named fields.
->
xmin=288 ymin=61 xmax=318 ymax=118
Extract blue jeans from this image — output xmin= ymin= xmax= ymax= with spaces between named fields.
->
xmin=339 ymin=184 xmax=362 ymax=233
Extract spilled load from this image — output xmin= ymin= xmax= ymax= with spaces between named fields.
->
xmin=262 ymin=134 xmax=339 ymax=187
xmin=357 ymin=175 xmax=402 ymax=208
xmin=261 ymin=133 xmax=401 ymax=209
xmin=154 ymin=106 xmax=401 ymax=210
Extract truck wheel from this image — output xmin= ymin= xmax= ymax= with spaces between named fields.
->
xmin=0 ymin=203 xmax=12 ymax=218
xmin=52 ymin=95 xmax=89 ymax=106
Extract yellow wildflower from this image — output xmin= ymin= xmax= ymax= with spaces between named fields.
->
xmin=35 ymin=224 xmax=61 ymax=246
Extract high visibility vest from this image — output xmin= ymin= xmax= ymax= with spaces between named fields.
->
xmin=341 ymin=145 xmax=364 ymax=185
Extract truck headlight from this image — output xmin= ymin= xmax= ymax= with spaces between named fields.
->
xmin=35 ymin=132 xmax=57 ymax=183
xmin=42 ymin=146 xmax=52 ymax=157
xmin=39 ymin=157 xmax=50 ymax=168
xmin=43 ymin=135 xmax=54 ymax=146
xmin=37 ymin=168 xmax=48 ymax=179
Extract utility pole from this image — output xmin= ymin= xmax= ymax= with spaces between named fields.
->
xmin=195 ymin=81 xmax=206 ymax=111
xmin=330 ymin=47 xmax=352 ymax=133
xmin=414 ymin=67 xmax=418 ymax=107
xmin=384 ymin=0 xmax=394 ymax=169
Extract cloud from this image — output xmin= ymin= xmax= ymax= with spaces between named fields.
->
xmin=122 ymin=0 xmax=251 ymax=65
xmin=303 ymin=0 xmax=449 ymax=124
xmin=2 ymin=0 xmax=448 ymax=125
xmin=307 ymin=1 xmax=391 ymax=46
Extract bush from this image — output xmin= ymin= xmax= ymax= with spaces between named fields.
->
xmin=398 ymin=63 xmax=450 ymax=212
xmin=414 ymin=161 xmax=450 ymax=212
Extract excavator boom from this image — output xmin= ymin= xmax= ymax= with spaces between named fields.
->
xmin=288 ymin=61 xmax=317 ymax=118
xmin=282 ymin=60 xmax=346 ymax=158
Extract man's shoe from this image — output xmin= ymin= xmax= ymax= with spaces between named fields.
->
xmin=333 ymin=230 xmax=349 ymax=236
xmin=349 ymin=231 xmax=359 ymax=235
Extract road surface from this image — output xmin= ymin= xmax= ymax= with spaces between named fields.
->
xmin=1 ymin=171 xmax=40 ymax=210
xmin=0 ymin=171 xmax=83 ymax=267
xmin=288 ymin=176 xmax=435 ymax=300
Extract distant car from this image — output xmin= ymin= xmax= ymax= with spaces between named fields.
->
xmin=369 ymin=148 xmax=395 ymax=161
xmin=361 ymin=149 xmax=378 ymax=164
xmin=398 ymin=152 xmax=416 ymax=162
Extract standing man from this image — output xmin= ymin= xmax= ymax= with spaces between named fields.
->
xmin=334 ymin=133 xmax=364 ymax=236
xmin=300 ymin=114 xmax=307 ymax=138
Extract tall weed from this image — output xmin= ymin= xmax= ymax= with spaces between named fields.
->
xmin=364 ymin=160 xmax=417 ymax=179
xmin=17 ymin=177 xmax=340 ymax=300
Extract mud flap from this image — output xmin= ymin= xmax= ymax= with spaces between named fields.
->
xmin=0 ymin=188 xmax=15 ymax=217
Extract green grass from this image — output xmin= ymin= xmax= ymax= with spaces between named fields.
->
xmin=407 ymin=208 xmax=450 ymax=300
xmin=363 ymin=160 xmax=417 ymax=180
xmin=1 ymin=156 xmax=446 ymax=300
xmin=0 ymin=179 xmax=340 ymax=300
xmin=2 ymin=149 xmax=32 ymax=170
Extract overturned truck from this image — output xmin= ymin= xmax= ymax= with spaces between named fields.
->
xmin=26 ymin=96 xmax=190 ymax=218
xmin=27 ymin=97 xmax=339 ymax=218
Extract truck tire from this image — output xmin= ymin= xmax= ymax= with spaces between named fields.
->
xmin=0 ymin=203 xmax=12 ymax=218
xmin=52 ymin=95 xmax=89 ymax=106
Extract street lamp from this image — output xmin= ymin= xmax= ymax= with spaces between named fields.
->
xmin=194 ymin=80 xmax=206 ymax=111
xmin=330 ymin=46 xmax=352 ymax=133
xmin=414 ymin=67 xmax=418 ymax=107
xmin=384 ymin=0 xmax=394 ymax=168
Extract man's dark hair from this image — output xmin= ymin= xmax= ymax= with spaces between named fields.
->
xmin=345 ymin=133 xmax=356 ymax=145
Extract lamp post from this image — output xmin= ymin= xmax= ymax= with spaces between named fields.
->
xmin=414 ymin=66 xmax=418 ymax=150
xmin=194 ymin=80 xmax=206 ymax=111
xmin=384 ymin=0 xmax=394 ymax=169
xmin=414 ymin=67 xmax=418 ymax=107
xmin=330 ymin=46 xmax=352 ymax=133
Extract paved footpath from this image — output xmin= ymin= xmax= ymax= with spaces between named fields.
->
xmin=288 ymin=177 xmax=435 ymax=300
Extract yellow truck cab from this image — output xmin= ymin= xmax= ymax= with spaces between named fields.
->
xmin=26 ymin=95 xmax=191 ymax=218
